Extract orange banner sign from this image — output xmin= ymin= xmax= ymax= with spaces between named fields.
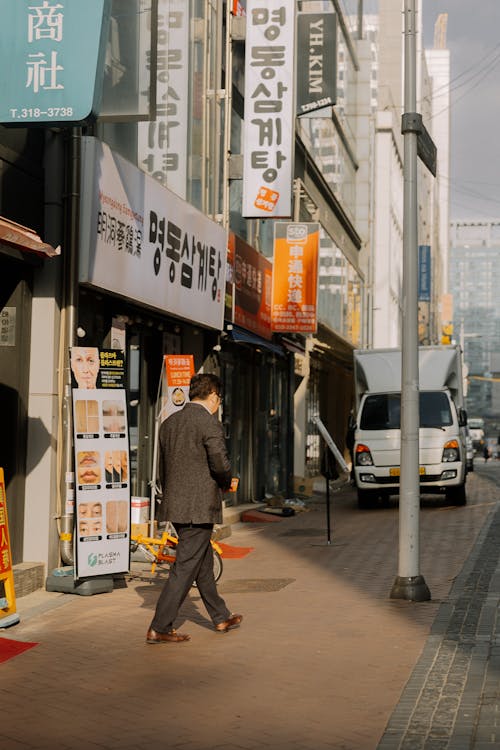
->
xmin=163 ymin=354 xmax=195 ymax=419
xmin=271 ymin=222 xmax=319 ymax=333
xmin=0 ymin=467 xmax=19 ymax=627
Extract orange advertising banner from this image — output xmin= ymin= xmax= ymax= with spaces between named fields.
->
xmin=162 ymin=354 xmax=195 ymax=419
xmin=165 ymin=355 xmax=195 ymax=388
xmin=271 ymin=222 xmax=319 ymax=333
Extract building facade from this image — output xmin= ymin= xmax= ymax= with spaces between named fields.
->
xmin=1 ymin=0 xmax=369 ymax=586
xmin=449 ymin=220 xmax=500 ymax=431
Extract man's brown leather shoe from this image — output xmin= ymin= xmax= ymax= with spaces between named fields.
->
xmin=146 ymin=627 xmax=190 ymax=643
xmin=215 ymin=613 xmax=243 ymax=633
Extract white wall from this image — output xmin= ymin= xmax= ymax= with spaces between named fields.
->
xmin=372 ymin=111 xmax=404 ymax=347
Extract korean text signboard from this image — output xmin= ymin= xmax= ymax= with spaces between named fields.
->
xmin=271 ymin=222 xmax=319 ymax=333
xmin=233 ymin=233 xmax=272 ymax=339
xmin=242 ymin=0 xmax=296 ymax=218
xmin=71 ymin=347 xmax=130 ymax=579
xmin=137 ymin=0 xmax=189 ymax=199
xmin=0 ymin=468 xmax=19 ymax=627
xmin=418 ymin=245 xmax=431 ymax=302
xmin=296 ymin=12 xmax=337 ymax=116
xmin=79 ymin=137 xmax=227 ymax=331
xmin=0 ymin=0 xmax=110 ymax=125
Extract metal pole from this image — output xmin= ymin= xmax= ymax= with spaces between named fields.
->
xmin=357 ymin=0 xmax=363 ymax=40
xmin=390 ymin=0 xmax=430 ymax=602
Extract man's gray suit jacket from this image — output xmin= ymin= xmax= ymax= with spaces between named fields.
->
xmin=158 ymin=401 xmax=232 ymax=524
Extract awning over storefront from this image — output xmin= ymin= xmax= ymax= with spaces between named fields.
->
xmin=0 ymin=216 xmax=60 ymax=258
xmin=228 ymin=326 xmax=284 ymax=356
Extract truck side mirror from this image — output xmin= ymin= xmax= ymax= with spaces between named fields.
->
xmin=458 ymin=408 xmax=467 ymax=427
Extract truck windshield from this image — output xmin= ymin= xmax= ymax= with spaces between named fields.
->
xmin=360 ymin=392 xmax=453 ymax=430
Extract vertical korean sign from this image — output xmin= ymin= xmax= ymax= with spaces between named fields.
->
xmin=71 ymin=347 xmax=130 ymax=578
xmin=0 ymin=0 xmax=110 ymax=125
xmin=418 ymin=244 xmax=431 ymax=345
xmin=271 ymin=222 xmax=319 ymax=333
xmin=242 ymin=0 xmax=296 ymax=218
xmin=137 ymin=0 xmax=189 ymax=199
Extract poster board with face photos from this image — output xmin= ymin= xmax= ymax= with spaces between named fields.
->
xmin=71 ymin=347 xmax=130 ymax=579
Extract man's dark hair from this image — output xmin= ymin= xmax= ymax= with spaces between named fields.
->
xmin=189 ymin=372 xmax=222 ymax=401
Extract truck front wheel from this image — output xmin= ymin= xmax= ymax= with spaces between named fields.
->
xmin=445 ymin=483 xmax=467 ymax=506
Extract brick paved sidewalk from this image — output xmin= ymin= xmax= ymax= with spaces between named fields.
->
xmin=378 ymin=468 xmax=500 ymax=750
xmin=1 ymin=470 xmax=497 ymax=750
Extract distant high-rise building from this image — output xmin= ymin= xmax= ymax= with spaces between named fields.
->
xmin=449 ymin=220 xmax=500 ymax=426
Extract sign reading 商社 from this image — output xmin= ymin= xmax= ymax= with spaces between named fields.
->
xmin=0 ymin=0 xmax=110 ymax=125
xmin=242 ymin=0 xmax=296 ymax=218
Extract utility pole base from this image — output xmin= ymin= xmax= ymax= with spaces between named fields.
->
xmin=390 ymin=575 xmax=431 ymax=601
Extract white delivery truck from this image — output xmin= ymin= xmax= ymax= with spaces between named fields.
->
xmin=353 ymin=345 xmax=468 ymax=508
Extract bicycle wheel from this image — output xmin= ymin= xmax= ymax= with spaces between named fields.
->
xmin=192 ymin=548 xmax=223 ymax=587
xmin=212 ymin=549 xmax=223 ymax=583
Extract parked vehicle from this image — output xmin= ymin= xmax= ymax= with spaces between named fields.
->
xmin=465 ymin=427 xmax=474 ymax=472
xmin=468 ymin=417 xmax=485 ymax=453
xmin=353 ymin=346 xmax=468 ymax=508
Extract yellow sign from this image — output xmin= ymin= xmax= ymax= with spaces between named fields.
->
xmin=389 ymin=467 xmax=426 ymax=477
xmin=0 ymin=468 xmax=20 ymax=627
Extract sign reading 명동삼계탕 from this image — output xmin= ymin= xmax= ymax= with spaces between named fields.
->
xmin=0 ymin=0 xmax=110 ymax=125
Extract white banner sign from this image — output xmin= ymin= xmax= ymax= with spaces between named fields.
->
xmin=71 ymin=347 xmax=131 ymax=578
xmin=242 ymin=0 xmax=296 ymax=218
xmin=79 ymin=137 xmax=227 ymax=330
xmin=137 ymin=0 xmax=188 ymax=198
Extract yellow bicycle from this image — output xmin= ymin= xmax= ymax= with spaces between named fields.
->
xmin=130 ymin=527 xmax=224 ymax=583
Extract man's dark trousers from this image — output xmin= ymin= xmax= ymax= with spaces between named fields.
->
xmin=150 ymin=523 xmax=231 ymax=631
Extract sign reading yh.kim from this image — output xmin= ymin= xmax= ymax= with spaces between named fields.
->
xmin=0 ymin=0 xmax=111 ymax=126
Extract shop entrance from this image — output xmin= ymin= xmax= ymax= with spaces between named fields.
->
xmin=221 ymin=345 xmax=292 ymax=504
xmin=0 ymin=256 xmax=32 ymax=563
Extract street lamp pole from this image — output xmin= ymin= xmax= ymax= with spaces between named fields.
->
xmin=390 ymin=0 xmax=430 ymax=602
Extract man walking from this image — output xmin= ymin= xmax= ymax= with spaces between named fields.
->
xmin=146 ymin=373 xmax=242 ymax=643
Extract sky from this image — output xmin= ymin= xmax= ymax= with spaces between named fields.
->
xmin=356 ymin=0 xmax=500 ymax=220
xmin=422 ymin=1 xmax=500 ymax=221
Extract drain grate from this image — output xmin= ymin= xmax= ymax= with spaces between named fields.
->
xmin=218 ymin=578 xmax=295 ymax=593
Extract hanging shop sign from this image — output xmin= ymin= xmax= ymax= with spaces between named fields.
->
xmin=242 ymin=0 xmax=296 ymax=218
xmin=271 ymin=222 xmax=319 ymax=333
xmin=232 ymin=233 xmax=272 ymax=340
xmin=0 ymin=0 xmax=110 ymax=125
xmin=137 ymin=0 xmax=189 ymax=199
xmin=418 ymin=245 xmax=431 ymax=302
xmin=162 ymin=354 xmax=195 ymax=420
xmin=79 ymin=137 xmax=227 ymax=331
xmin=70 ymin=347 xmax=130 ymax=579
xmin=0 ymin=468 xmax=19 ymax=628
xmin=296 ymin=12 xmax=337 ymax=117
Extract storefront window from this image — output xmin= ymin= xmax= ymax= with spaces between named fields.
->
xmin=317 ymin=227 xmax=362 ymax=346
xmin=297 ymin=118 xmax=356 ymax=223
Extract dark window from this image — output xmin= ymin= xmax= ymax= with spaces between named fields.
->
xmin=360 ymin=391 xmax=452 ymax=430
